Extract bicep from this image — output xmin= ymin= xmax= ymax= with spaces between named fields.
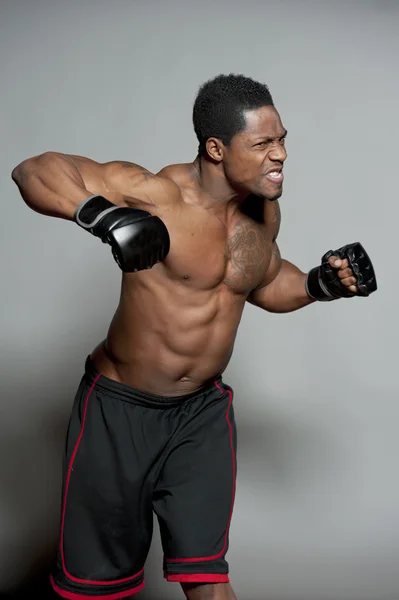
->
xmin=248 ymin=242 xmax=282 ymax=305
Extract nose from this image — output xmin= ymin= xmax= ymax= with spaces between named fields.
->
xmin=269 ymin=141 xmax=287 ymax=163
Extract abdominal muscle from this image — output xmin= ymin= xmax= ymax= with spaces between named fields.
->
xmin=90 ymin=271 xmax=246 ymax=396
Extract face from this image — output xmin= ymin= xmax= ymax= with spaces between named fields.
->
xmin=218 ymin=105 xmax=287 ymax=200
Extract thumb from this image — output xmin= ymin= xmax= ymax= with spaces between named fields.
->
xmin=328 ymin=255 xmax=342 ymax=268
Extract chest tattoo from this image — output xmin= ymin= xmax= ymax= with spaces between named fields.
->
xmin=224 ymin=219 xmax=268 ymax=292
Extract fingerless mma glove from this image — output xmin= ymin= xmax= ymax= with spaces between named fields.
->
xmin=305 ymin=242 xmax=377 ymax=301
xmin=75 ymin=195 xmax=170 ymax=272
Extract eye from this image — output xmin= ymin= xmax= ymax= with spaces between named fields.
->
xmin=256 ymin=142 xmax=267 ymax=147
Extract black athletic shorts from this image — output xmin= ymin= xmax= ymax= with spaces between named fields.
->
xmin=50 ymin=357 xmax=237 ymax=599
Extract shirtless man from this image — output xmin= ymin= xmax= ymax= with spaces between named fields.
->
xmin=12 ymin=74 xmax=377 ymax=600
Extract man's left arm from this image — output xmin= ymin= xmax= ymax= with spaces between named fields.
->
xmin=248 ymin=241 xmax=377 ymax=313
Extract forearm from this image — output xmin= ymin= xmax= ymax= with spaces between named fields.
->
xmin=11 ymin=152 xmax=94 ymax=220
xmin=249 ymin=259 xmax=315 ymax=313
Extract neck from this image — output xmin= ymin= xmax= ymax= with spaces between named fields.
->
xmin=192 ymin=155 xmax=248 ymax=208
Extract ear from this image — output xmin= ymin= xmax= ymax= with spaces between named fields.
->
xmin=205 ymin=137 xmax=224 ymax=162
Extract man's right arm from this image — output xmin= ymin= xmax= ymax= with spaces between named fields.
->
xmin=11 ymin=152 xmax=176 ymax=272
xmin=11 ymin=151 xmax=157 ymax=219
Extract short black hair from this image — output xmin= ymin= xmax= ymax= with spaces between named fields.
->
xmin=193 ymin=73 xmax=274 ymax=155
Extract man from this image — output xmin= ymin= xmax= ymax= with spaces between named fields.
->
xmin=12 ymin=74 xmax=376 ymax=600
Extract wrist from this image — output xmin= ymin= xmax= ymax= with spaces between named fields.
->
xmin=305 ymin=266 xmax=340 ymax=302
xmin=74 ymin=195 xmax=119 ymax=236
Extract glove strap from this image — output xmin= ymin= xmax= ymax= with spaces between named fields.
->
xmin=75 ymin=195 xmax=119 ymax=232
xmin=305 ymin=267 xmax=339 ymax=301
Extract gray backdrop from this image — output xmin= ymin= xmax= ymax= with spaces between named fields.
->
xmin=1 ymin=1 xmax=398 ymax=599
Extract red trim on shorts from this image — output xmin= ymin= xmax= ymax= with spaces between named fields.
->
xmin=50 ymin=576 xmax=144 ymax=599
xmin=167 ymin=573 xmax=229 ymax=583
xmin=167 ymin=383 xmax=236 ymax=564
xmin=59 ymin=375 xmax=143 ymax=585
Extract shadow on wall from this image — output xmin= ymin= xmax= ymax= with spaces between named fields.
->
xmin=0 ymin=374 xmax=70 ymax=599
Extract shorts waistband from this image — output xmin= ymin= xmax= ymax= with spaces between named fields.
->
xmin=83 ymin=356 xmax=224 ymax=408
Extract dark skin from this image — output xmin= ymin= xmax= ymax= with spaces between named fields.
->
xmin=12 ymin=105 xmax=358 ymax=600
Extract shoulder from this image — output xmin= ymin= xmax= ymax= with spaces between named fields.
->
xmin=156 ymin=163 xmax=198 ymax=190
xmin=102 ymin=160 xmax=182 ymax=209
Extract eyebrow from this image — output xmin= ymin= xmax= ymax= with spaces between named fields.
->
xmin=254 ymin=129 xmax=288 ymax=143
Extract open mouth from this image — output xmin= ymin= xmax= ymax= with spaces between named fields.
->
xmin=265 ymin=171 xmax=284 ymax=183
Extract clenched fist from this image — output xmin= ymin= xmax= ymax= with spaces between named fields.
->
xmin=306 ymin=242 xmax=377 ymax=301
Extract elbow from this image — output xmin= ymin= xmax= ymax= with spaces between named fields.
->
xmin=11 ymin=152 xmax=52 ymax=186
xmin=11 ymin=160 xmax=30 ymax=187
xmin=11 ymin=157 xmax=35 ymax=185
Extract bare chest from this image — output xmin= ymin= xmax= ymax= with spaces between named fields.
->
xmin=163 ymin=212 xmax=273 ymax=295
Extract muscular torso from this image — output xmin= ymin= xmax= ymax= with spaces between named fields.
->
xmin=91 ymin=163 xmax=277 ymax=395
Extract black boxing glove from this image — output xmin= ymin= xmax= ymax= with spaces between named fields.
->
xmin=75 ymin=195 xmax=170 ymax=272
xmin=305 ymin=242 xmax=377 ymax=301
